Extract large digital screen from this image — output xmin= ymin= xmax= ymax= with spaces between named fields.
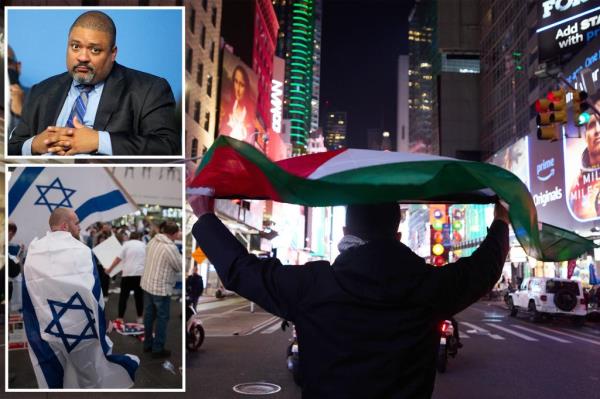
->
xmin=218 ymin=49 xmax=260 ymax=145
xmin=537 ymin=0 xmax=600 ymax=62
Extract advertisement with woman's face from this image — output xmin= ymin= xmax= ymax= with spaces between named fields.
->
xmin=218 ymin=50 xmax=258 ymax=143
xmin=564 ymin=94 xmax=600 ymax=222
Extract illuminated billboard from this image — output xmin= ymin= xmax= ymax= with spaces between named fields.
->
xmin=528 ymin=34 xmax=600 ymax=232
xmin=562 ymin=34 xmax=600 ymax=224
xmin=218 ymin=50 xmax=262 ymax=146
xmin=536 ymin=0 xmax=600 ymax=62
xmin=488 ymin=136 xmax=530 ymax=189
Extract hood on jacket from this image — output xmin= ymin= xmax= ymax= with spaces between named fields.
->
xmin=331 ymin=238 xmax=429 ymax=304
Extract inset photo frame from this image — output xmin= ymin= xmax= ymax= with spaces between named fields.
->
xmin=4 ymin=6 xmax=185 ymax=159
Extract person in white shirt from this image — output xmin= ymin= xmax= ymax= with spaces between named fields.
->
xmin=107 ymin=232 xmax=146 ymax=323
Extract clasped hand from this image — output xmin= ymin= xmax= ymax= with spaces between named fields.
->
xmin=32 ymin=116 xmax=99 ymax=155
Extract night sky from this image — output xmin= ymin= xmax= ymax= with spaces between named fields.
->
xmin=320 ymin=0 xmax=414 ymax=148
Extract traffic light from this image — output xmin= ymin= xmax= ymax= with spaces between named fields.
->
xmin=536 ymin=88 xmax=567 ymax=141
xmin=572 ymin=90 xmax=590 ymax=126
xmin=547 ymin=89 xmax=568 ymax=123
xmin=429 ymin=205 xmax=449 ymax=266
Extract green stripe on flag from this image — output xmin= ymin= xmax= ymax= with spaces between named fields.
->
xmin=191 ymin=136 xmax=597 ymax=262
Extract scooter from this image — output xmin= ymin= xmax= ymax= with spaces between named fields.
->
xmin=186 ymin=296 xmax=205 ymax=351
xmin=282 ymin=320 xmax=302 ymax=385
xmin=437 ymin=319 xmax=459 ymax=373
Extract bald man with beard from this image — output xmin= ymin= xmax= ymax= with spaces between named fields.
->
xmin=21 ymin=208 xmax=139 ymax=389
xmin=8 ymin=10 xmax=178 ymax=156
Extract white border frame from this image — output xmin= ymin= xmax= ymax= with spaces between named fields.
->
xmin=4 ymin=6 xmax=186 ymax=160
xmin=4 ymin=163 xmax=187 ymax=393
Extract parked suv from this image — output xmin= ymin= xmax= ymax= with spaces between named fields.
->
xmin=507 ymin=277 xmax=586 ymax=326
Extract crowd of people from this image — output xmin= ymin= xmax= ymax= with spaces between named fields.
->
xmin=6 ymin=211 xmax=183 ymax=388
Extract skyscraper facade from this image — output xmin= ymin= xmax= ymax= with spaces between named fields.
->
xmin=479 ymin=0 xmax=530 ymax=158
xmin=185 ymin=0 xmax=222 ymax=173
xmin=324 ymin=111 xmax=347 ymax=150
xmin=408 ymin=0 xmax=436 ymax=154
xmin=274 ymin=0 xmax=319 ymax=154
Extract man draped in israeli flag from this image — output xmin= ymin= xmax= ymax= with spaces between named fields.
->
xmin=23 ymin=208 xmax=139 ymax=388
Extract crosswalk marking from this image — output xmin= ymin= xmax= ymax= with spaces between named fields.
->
xmin=537 ymin=326 xmax=600 ymax=346
xmin=511 ymin=325 xmax=571 ymax=343
xmin=461 ymin=321 xmax=504 ymax=340
xmin=459 ymin=332 xmax=470 ymax=339
xmin=244 ymin=316 xmax=279 ymax=336
xmin=260 ymin=320 xmax=283 ymax=334
xmin=485 ymin=323 xmax=538 ymax=341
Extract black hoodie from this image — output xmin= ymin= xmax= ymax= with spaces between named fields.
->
xmin=193 ymin=215 xmax=509 ymax=399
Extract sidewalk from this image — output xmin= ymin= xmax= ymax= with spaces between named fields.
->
xmin=7 ymin=288 xmax=183 ymax=389
xmin=195 ymin=295 xmax=282 ymax=336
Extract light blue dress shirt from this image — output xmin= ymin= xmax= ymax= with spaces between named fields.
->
xmin=22 ymin=80 xmax=113 ymax=156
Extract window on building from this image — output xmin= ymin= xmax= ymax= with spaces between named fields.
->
xmin=200 ymin=24 xmax=206 ymax=48
xmin=207 ymin=75 xmax=213 ymax=97
xmin=194 ymin=101 xmax=201 ymax=124
xmin=190 ymin=8 xmax=196 ymax=33
xmin=204 ymin=112 xmax=210 ymax=131
xmin=202 ymin=0 xmax=207 ymax=11
xmin=186 ymin=47 xmax=192 ymax=73
xmin=210 ymin=41 xmax=215 ymax=62
xmin=185 ymin=91 xmax=190 ymax=114
xmin=138 ymin=0 xmax=149 ymax=5
xmin=211 ymin=7 xmax=217 ymax=26
xmin=197 ymin=63 xmax=204 ymax=86
xmin=191 ymin=138 xmax=199 ymax=158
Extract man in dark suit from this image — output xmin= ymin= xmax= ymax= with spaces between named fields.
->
xmin=8 ymin=11 xmax=179 ymax=156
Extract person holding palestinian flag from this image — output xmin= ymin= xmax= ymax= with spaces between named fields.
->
xmin=22 ymin=208 xmax=139 ymax=389
xmin=188 ymin=136 xmax=597 ymax=398
xmin=190 ymin=195 xmax=509 ymax=398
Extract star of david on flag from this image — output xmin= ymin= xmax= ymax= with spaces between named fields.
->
xmin=34 ymin=177 xmax=76 ymax=212
xmin=44 ymin=292 xmax=98 ymax=353
xmin=8 ymin=167 xmax=138 ymax=247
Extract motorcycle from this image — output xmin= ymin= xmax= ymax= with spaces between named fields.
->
xmin=437 ymin=319 xmax=459 ymax=373
xmin=282 ymin=320 xmax=302 ymax=385
xmin=186 ymin=296 xmax=205 ymax=351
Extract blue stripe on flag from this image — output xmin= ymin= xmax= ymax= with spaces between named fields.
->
xmin=107 ymin=354 xmax=139 ymax=382
xmin=75 ymin=190 xmax=128 ymax=222
xmin=91 ymin=256 xmax=111 ymax=355
xmin=9 ymin=167 xmax=45 ymax=216
xmin=22 ymin=276 xmax=65 ymax=388
xmin=92 ymin=257 xmax=139 ymax=382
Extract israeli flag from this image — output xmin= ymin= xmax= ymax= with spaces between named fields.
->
xmin=23 ymin=231 xmax=140 ymax=388
xmin=9 ymin=167 xmax=137 ymax=247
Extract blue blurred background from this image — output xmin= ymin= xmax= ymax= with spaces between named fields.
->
xmin=7 ymin=8 xmax=183 ymax=101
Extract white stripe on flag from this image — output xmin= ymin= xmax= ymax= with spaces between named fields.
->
xmin=308 ymin=149 xmax=455 ymax=180
xmin=8 ymin=167 xmax=137 ymax=247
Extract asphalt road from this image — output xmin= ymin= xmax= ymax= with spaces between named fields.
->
xmin=1 ymin=297 xmax=598 ymax=398
xmin=185 ymin=298 xmax=600 ymax=399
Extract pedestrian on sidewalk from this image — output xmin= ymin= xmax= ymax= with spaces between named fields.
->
xmin=191 ymin=197 xmax=509 ymax=399
xmin=187 ymin=264 xmax=204 ymax=311
xmin=107 ymin=232 xmax=146 ymax=323
xmin=141 ymin=221 xmax=182 ymax=358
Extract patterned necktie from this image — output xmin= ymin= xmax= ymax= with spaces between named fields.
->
xmin=66 ymin=84 xmax=94 ymax=128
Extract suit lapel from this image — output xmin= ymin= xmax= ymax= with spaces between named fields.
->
xmin=46 ymin=73 xmax=71 ymax=126
xmin=94 ymin=63 xmax=125 ymax=131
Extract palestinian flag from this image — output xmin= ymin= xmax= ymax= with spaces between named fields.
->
xmin=188 ymin=136 xmax=596 ymax=262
